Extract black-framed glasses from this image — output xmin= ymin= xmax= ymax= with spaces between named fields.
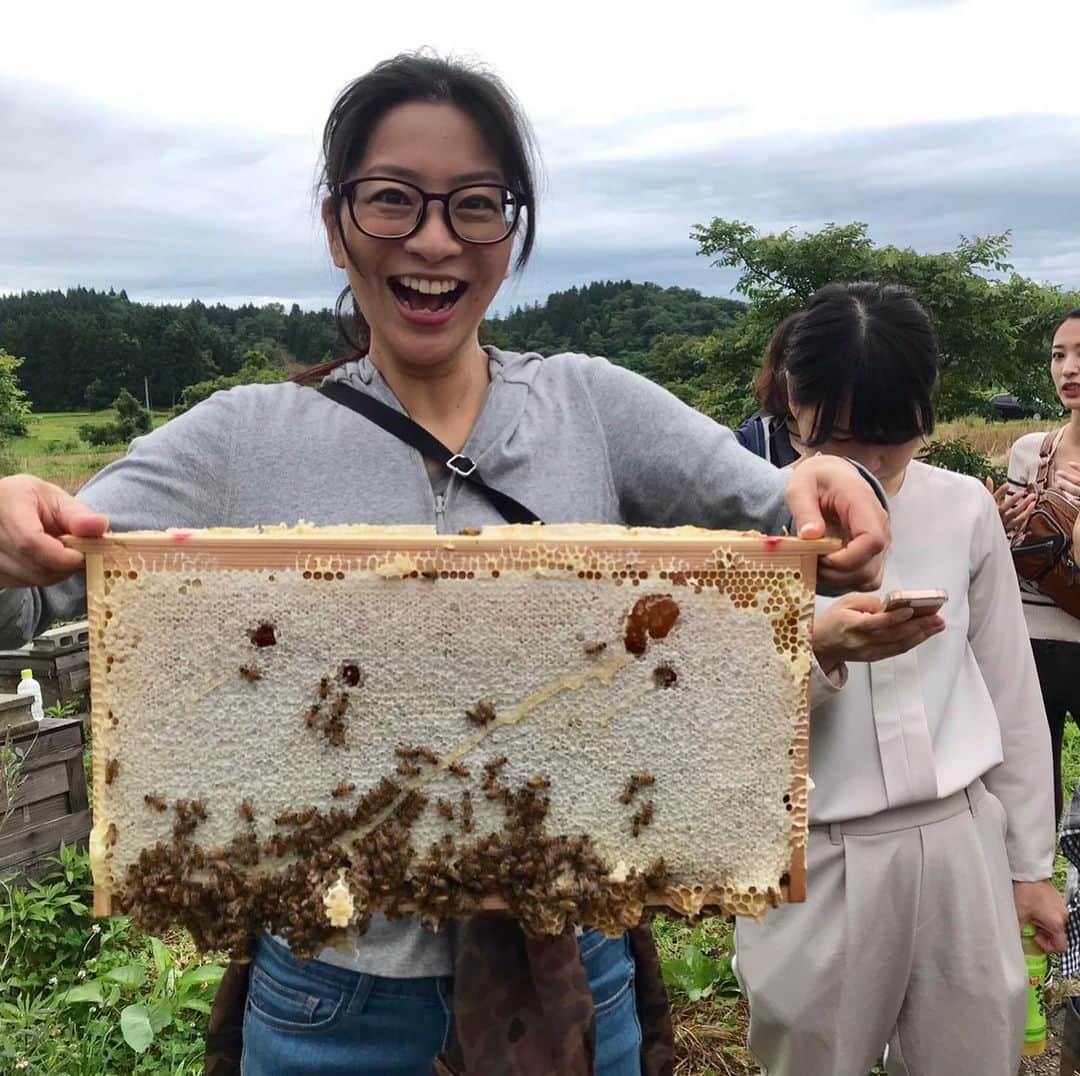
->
xmin=332 ymin=176 xmax=525 ymax=245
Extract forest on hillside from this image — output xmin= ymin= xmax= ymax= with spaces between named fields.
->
xmin=0 ymin=281 xmax=742 ymax=413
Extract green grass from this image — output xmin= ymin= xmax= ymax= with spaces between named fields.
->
xmin=1055 ymin=718 xmax=1080 ymax=892
xmin=6 ymin=410 xmax=171 ymax=492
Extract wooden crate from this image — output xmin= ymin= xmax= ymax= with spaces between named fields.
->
xmin=0 ymin=693 xmax=37 ymax=739
xmin=0 ymin=717 xmax=91 ymax=882
xmin=0 ymin=622 xmax=91 ymax=712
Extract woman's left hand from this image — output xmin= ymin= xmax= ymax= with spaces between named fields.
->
xmin=1013 ymin=880 xmax=1067 ymax=954
xmin=1052 ymin=460 xmax=1080 ymax=500
xmin=785 ymin=455 xmax=890 ymax=593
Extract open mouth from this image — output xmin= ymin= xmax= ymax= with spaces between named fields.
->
xmin=389 ymin=275 xmax=468 ymax=315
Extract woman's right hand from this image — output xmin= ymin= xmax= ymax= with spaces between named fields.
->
xmin=985 ymin=477 xmax=1035 ymax=536
xmin=813 ymin=592 xmax=945 ymax=675
xmin=0 ymin=475 xmax=109 ymax=588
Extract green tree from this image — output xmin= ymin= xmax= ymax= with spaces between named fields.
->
xmin=78 ymin=388 xmax=152 ymax=447
xmin=0 ymin=347 xmax=32 ymax=439
xmin=173 ymin=345 xmax=286 ymax=415
xmin=690 ymin=220 xmax=1080 ymax=424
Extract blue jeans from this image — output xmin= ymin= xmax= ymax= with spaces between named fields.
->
xmin=241 ymin=929 xmax=642 ymax=1075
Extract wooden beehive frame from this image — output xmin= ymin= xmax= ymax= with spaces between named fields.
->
xmin=68 ymin=525 xmax=833 ymax=954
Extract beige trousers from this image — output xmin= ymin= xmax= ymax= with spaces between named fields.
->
xmin=735 ymin=782 xmax=1028 ymax=1076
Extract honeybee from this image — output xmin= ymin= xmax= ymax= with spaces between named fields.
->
xmin=144 ymin=793 xmax=167 ymax=812
xmin=331 ymin=782 xmax=355 ymax=799
xmin=583 ymin=641 xmax=607 ymax=655
xmin=466 ymin=698 xmax=497 ymax=726
xmin=239 ymin=664 xmax=263 ymax=682
xmin=238 ymin=800 xmax=256 ymax=822
xmin=447 ymin=761 xmax=470 ymax=779
xmin=631 ymin=801 xmax=654 ymax=837
xmin=105 ymin=758 xmax=120 ymax=785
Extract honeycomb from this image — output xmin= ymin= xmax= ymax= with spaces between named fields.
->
xmin=71 ymin=523 xmax=829 ymax=956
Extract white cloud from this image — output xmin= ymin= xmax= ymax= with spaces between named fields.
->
xmin=2 ymin=0 xmax=1079 ymax=311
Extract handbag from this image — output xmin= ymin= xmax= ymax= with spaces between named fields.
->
xmin=1011 ymin=430 xmax=1080 ymax=619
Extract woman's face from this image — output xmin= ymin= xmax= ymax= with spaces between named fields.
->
xmin=789 ymin=399 xmax=922 ymax=496
xmin=1051 ymin=318 xmax=1080 ymax=412
xmin=324 ymin=101 xmax=514 ymax=374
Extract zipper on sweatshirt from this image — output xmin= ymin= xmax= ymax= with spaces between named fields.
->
xmin=434 ymin=492 xmax=447 ymax=532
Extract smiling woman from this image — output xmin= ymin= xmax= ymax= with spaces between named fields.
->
xmin=0 ymin=51 xmax=892 ymax=1076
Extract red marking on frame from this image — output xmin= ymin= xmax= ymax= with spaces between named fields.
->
xmin=764 ymin=536 xmax=782 ymax=550
xmin=172 ymin=532 xmax=193 ymax=543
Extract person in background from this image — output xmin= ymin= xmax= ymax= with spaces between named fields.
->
xmin=990 ymin=308 xmax=1080 ymax=826
xmin=733 ymin=312 xmax=803 ymax=467
xmin=0 ymin=53 xmax=891 ymax=1076
xmin=735 ymin=282 xmax=1065 ymax=1076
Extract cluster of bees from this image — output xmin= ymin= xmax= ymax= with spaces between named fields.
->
xmin=302 ymin=662 xmax=364 ymax=747
xmin=394 ymin=743 xmax=442 ymax=779
xmin=122 ymin=744 xmax=671 ymax=954
xmin=619 ymin=771 xmax=657 ymax=837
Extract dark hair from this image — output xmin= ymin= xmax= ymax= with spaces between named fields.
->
xmin=1051 ymin=309 xmax=1080 ymax=343
xmin=753 ymin=311 xmax=803 ymax=416
xmin=298 ymin=52 xmax=539 ymax=379
xmin=784 ymin=282 xmax=938 ymax=446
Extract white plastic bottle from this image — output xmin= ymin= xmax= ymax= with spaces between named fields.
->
xmin=16 ymin=668 xmax=44 ymax=722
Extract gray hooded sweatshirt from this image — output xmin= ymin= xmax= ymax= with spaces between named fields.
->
xmin=0 ymin=348 xmax=794 ymax=976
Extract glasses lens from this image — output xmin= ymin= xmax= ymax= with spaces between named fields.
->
xmin=350 ymin=180 xmax=422 ymax=238
xmin=449 ymin=186 xmax=518 ymax=243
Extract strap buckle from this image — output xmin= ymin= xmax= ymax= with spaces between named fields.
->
xmin=446 ymin=454 xmax=477 ymax=478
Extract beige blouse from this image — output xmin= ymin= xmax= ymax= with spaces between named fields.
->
xmin=1006 ymin=431 xmax=1080 ymax=644
xmin=809 ymin=461 xmax=1054 ymax=881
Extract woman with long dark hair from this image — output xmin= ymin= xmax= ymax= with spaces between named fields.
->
xmin=991 ymin=309 xmax=1080 ymax=827
xmin=0 ymin=55 xmax=889 ymax=1075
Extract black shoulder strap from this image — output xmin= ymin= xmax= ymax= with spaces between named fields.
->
xmin=318 ymin=381 xmax=542 ymax=526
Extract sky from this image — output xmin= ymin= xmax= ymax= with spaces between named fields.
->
xmin=3 ymin=0 xmax=1079 ymax=314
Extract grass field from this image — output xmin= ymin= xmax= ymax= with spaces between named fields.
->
xmin=7 ymin=410 xmax=171 ymax=492
xmin=934 ymin=415 xmax=1049 ymax=471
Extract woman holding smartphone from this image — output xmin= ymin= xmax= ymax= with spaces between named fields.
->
xmin=735 ymin=282 xmax=1066 ymax=1076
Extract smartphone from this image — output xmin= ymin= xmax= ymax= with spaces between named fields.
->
xmin=882 ymin=589 xmax=948 ymax=617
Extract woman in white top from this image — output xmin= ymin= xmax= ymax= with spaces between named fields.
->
xmin=992 ymin=308 xmax=1080 ymax=825
xmin=735 ymin=282 xmax=1066 ymax=1076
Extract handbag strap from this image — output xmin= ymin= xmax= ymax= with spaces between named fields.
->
xmin=318 ymin=380 xmax=542 ymax=526
xmin=1034 ymin=429 xmax=1064 ymax=490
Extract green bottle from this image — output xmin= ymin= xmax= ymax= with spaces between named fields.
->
xmin=1021 ymin=923 xmax=1048 ymax=1057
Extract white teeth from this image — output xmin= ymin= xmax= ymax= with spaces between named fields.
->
xmin=397 ymin=276 xmax=459 ymax=295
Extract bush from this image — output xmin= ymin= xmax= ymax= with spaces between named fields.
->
xmin=78 ymin=389 xmax=152 ymax=449
xmin=173 ymin=346 xmax=285 ymax=415
xmin=77 ymin=421 xmax=126 ymax=447
xmin=919 ymin=436 xmax=1006 ymax=486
